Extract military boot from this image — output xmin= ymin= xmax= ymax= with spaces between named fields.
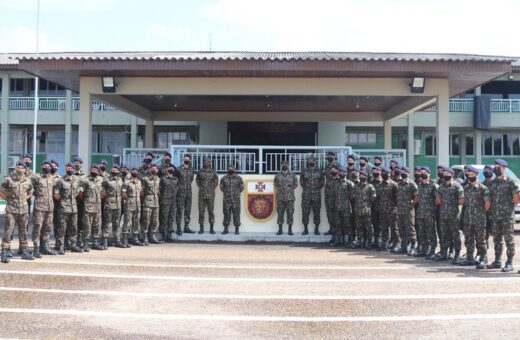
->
xmin=70 ymin=245 xmax=83 ymax=253
xmin=328 ymin=235 xmax=336 ymax=245
xmin=123 ymin=236 xmax=131 ymax=248
xmin=114 ymin=238 xmax=125 ymax=248
xmin=56 ymin=245 xmax=65 ymax=255
xmin=62 ymin=239 xmax=70 ymax=251
xmin=131 ymin=235 xmax=143 ymax=246
xmin=184 ymin=225 xmax=195 ymax=234
xmin=102 ymin=238 xmax=109 ymax=250
xmin=302 ymin=225 xmax=309 ymax=236
xmin=502 ymin=258 xmax=514 ymax=273
xmin=288 ymin=225 xmax=294 ymax=236
xmin=91 ymin=238 xmax=104 ymax=250
xmin=41 ymin=242 xmax=57 ymax=255
xmin=149 ymin=233 xmax=161 ymax=244
xmin=222 ymin=226 xmax=229 ymax=235
xmin=314 ymin=225 xmax=320 ymax=235
xmin=33 ymin=242 xmax=42 ymax=259
xmin=176 ymin=224 xmax=183 ymax=236
xmin=82 ymin=243 xmax=91 ymax=252
xmin=447 ymin=247 xmax=455 ymax=260
xmin=487 ymin=256 xmax=502 ymax=269
xmin=324 ymin=228 xmax=333 ymax=236
xmin=1 ymin=248 xmax=10 ymax=263
xmin=476 ymin=255 xmax=488 ymax=270
xmin=209 ymin=223 xmax=215 ymax=234
xmin=433 ymin=249 xmax=448 ymax=261
xmin=199 ymin=224 xmax=205 ymax=234
xmin=21 ymin=248 xmax=35 ymax=261
xmin=276 ymin=224 xmax=283 ymax=235
xmin=459 ymin=254 xmax=475 ymax=266
xmin=451 ymin=251 xmax=461 ymax=265
xmin=235 ymin=226 xmax=240 ymax=235
xmin=142 ymin=235 xmax=149 ymax=246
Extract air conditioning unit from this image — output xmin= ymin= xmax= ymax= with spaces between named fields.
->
xmin=7 ymin=155 xmax=19 ymax=169
xmin=414 ymin=140 xmax=422 ymax=155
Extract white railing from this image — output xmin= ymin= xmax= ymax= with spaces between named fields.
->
xmin=422 ymin=99 xmax=520 ymax=113
xmin=8 ymin=96 xmax=116 ymax=111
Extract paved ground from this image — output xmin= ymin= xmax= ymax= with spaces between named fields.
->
xmin=1 ymin=235 xmax=520 ymax=339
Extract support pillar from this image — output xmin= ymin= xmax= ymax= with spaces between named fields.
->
xmin=144 ymin=119 xmax=154 ymax=148
xmin=130 ymin=116 xmax=138 ymax=148
xmin=78 ymin=90 xmax=93 ymax=170
xmin=436 ymin=88 xmax=450 ymax=165
xmin=407 ymin=112 xmax=414 ymax=169
xmin=1 ymin=74 xmax=9 ymax=176
xmin=64 ymin=89 xmax=72 ymax=163
xmin=383 ymin=120 xmax=392 ymax=149
xmin=475 ymin=130 xmax=482 ymax=165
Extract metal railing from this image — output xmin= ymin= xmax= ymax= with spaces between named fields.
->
xmin=351 ymin=149 xmax=407 ymax=169
xmin=122 ymin=148 xmax=168 ymax=169
xmin=422 ymin=99 xmax=520 ymax=113
xmin=8 ymin=96 xmax=115 ymax=111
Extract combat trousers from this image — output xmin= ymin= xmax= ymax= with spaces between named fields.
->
xmin=492 ymin=216 xmax=516 ymax=259
xmin=142 ymin=206 xmax=159 ymax=235
xmin=464 ymin=222 xmax=487 ymax=259
xmin=58 ymin=212 xmax=78 ymax=246
xmin=198 ymin=195 xmax=215 ymax=225
xmin=160 ymin=202 xmax=177 ymax=234
xmin=334 ymin=209 xmax=350 ymax=237
xmin=277 ymin=199 xmax=295 ymax=225
xmin=356 ymin=214 xmax=373 ymax=244
xmin=324 ymin=189 xmax=334 ymax=228
xmin=416 ymin=216 xmax=437 ymax=252
xmin=2 ymin=213 xmax=29 ymax=249
xmin=439 ymin=217 xmax=461 ymax=251
xmin=379 ymin=212 xmax=397 ymax=245
xmin=123 ymin=206 xmax=140 ymax=236
xmin=397 ymin=210 xmax=416 ymax=245
xmin=104 ymin=208 xmax=121 ymax=240
xmin=223 ymin=201 xmax=241 ymax=227
xmin=32 ymin=209 xmax=53 ymax=245
xmin=176 ymin=192 xmax=192 ymax=226
xmin=82 ymin=212 xmax=100 ymax=244
xmin=372 ymin=207 xmax=380 ymax=244
xmin=302 ymin=198 xmax=321 ymax=225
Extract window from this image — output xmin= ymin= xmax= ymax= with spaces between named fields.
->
xmin=482 ymin=132 xmax=520 ymax=156
xmin=156 ymin=131 xmax=196 ymax=148
xmin=8 ymin=129 xmax=24 ymax=153
xmin=484 ymin=135 xmax=493 ymax=155
xmin=424 ymin=132 xmax=436 ymax=156
xmin=345 ymin=132 xmax=377 ymax=145
xmin=92 ymin=131 xmax=128 ymax=155
xmin=451 ymin=134 xmax=460 ymax=156
xmin=465 ymin=134 xmax=474 ymax=156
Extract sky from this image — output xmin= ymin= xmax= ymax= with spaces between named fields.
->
xmin=0 ymin=0 xmax=519 ymax=56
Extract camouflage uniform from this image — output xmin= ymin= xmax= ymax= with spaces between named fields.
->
xmin=1 ymin=176 xmax=33 ymax=250
xmin=54 ymin=175 xmax=81 ymax=248
xmin=324 ymin=161 xmax=338 ymax=232
xmin=102 ymin=175 xmax=123 ymax=242
xmin=334 ymin=178 xmax=355 ymax=242
xmin=370 ymin=177 xmax=382 ymax=247
xmin=376 ymin=180 xmax=398 ymax=247
xmin=463 ymin=181 xmax=490 ymax=261
xmin=176 ymin=166 xmax=194 ymax=228
xmin=160 ymin=173 xmax=179 ymax=236
xmin=79 ymin=175 xmax=103 ymax=246
xmin=274 ymin=170 xmax=298 ymax=226
xmin=74 ymin=169 xmax=85 ymax=245
xmin=300 ymin=166 xmax=325 ymax=227
xmin=437 ymin=181 xmax=464 ymax=253
xmin=31 ymin=174 xmax=55 ymax=249
xmin=490 ymin=176 xmax=519 ymax=261
xmin=396 ymin=178 xmax=418 ymax=250
xmin=416 ymin=180 xmax=439 ymax=254
xmin=196 ymin=167 xmax=219 ymax=227
xmin=142 ymin=174 xmax=160 ymax=238
xmin=482 ymin=177 xmax=494 ymax=246
xmin=352 ymin=181 xmax=376 ymax=246
xmin=220 ymin=173 xmax=244 ymax=228
xmin=122 ymin=177 xmax=142 ymax=239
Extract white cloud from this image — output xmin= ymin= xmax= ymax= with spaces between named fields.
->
xmin=145 ymin=23 xmax=211 ymax=51
xmin=0 ymin=25 xmax=69 ymax=52
xmin=0 ymin=0 xmax=121 ymax=12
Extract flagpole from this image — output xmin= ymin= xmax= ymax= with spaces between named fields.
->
xmin=32 ymin=0 xmax=40 ymax=175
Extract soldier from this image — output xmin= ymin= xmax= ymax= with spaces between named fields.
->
xmin=300 ymin=155 xmax=325 ymax=236
xmin=142 ymin=164 xmax=161 ymax=245
xmin=389 ymin=160 xmax=398 ymax=172
xmin=396 ymin=166 xmax=418 ymax=256
xmin=416 ymin=166 xmax=439 ymax=259
xmin=78 ymin=165 xmax=103 ymax=251
xmin=487 ymin=159 xmax=519 ymax=272
xmin=139 ymin=152 xmax=154 ymax=178
xmin=123 ymin=167 xmax=143 ymax=246
xmin=102 ymin=164 xmax=124 ymax=248
xmin=220 ymin=164 xmax=244 ymax=235
xmin=176 ymin=154 xmax=195 ymax=235
xmin=336 ymin=167 xmax=355 ymax=247
xmin=346 ymin=155 xmax=357 ymax=181
xmin=370 ymin=166 xmax=382 ymax=248
xmin=119 ymin=164 xmax=129 ymax=226
xmin=459 ymin=165 xmax=490 ymax=268
xmin=53 ymin=162 xmax=83 ymax=254
xmin=351 ymin=170 xmax=376 ymax=249
xmin=324 ymin=152 xmax=338 ymax=236
xmin=196 ymin=158 xmax=219 ymax=234
xmin=160 ymin=163 xmax=179 ymax=241
xmin=413 ymin=165 xmax=423 ymax=252
xmin=31 ymin=161 xmax=57 ymax=258
xmin=358 ymin=157 xmax=372 ymax=181
xmin=159 ymin=152 xmax=173 ymax=177
xmin=326 ymin=166 xmax=340 ymax=244
xmin=482 ymin=165 xmax=495 ymax=249
xmin=434 ymin=167 xmax=464 ymax=264
xmin=73 ymin=156 xmax=85 ymax=247
xmin=376 ymin=167 xmax=398 ymax=251
xmin=414 ymin=166 xmax=422 ymax=185
xmin=99 ymin=159 xmax=109 ymax=178
xmin=373 ymin=156 xmax=383 ymax=169
xmin=49 ymin=160 xmax=61 ymax=246
xmin=274 ymin=160 xmax=298 ymax=236
xmin=0 ymin=161 xmax=34 ymax=263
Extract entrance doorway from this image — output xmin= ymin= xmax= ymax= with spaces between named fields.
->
xmin=228 ymin=122 xmax=317 ymax=146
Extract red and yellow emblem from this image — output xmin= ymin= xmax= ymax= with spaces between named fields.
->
xmin=246 ymin=179 xmax=276 ymax=222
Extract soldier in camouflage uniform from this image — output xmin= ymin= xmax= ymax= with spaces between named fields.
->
xmin=142 ymin=164 xmax=161 ymax=245
xmin=73 ymin=156 xmax=85 ymax=246
xmin=436 ymin=165 xmax=455 ymax=259
xmin=53 ymin=162 xmax=83 ymax=254
xmin=49 ymin=160 xmax=60 ymax=244
xmin=159 ymin=152 xmax=173 ymax=177
xmin=358 ymin=157 xmax=372 ymax=182
xmin=220 ymin=164 xmax=244 ymax=235
xmin=300 ymin=155 xmax=325 ymax=236
xmin=274 ymin=160 xmax=298 ymax=236
xmin=326 ymin=166 xmax=340 ymax=244
xmin=346 ymin=155 xmax=357 ymax=181
xmin=434 ymin=167 xmax=464 ymax=264
xmin=1 ymin=161 xmax=34 ymax=263
xmin=139 ymin=152 xmax=154 ymax=178
xmin=487 ymin=159 xmax=520 ymax=272
xmin=176 ymin=154 xmax=195 ymax=235
xmin=396 ymin=166 xmax=419 ymax=255
xmin=335 ymin=167 xmax=355 ymax=247
xmin=352 ymin=170 xmax=376 ymax=249
xmin=160 ymin=164 xmax=179 ymax=241
xmin=324 ymin=152 xmax=338 ymax=236
xmin=196 ymin=158 xmax=219 ymax=234
xmin=416 ymin=166 xmax=439 ymax=259
xmin=123 ymin=168 xmax=143 ymax=246
xmin=459 ymin=165 xmax=491 ymax=269
xmin=376 ymin=167 xmax=398 ymax=251
xmin=482 ymin=165 xmax=494 ymax=249
xmin=31 ymin=161 xmax=58 ymax=258
xmin=102 ymin=164 xmax=124 ymax=248
xmin=78 ymin=165 xmax=103 ymax=251
xmin=370 ymin=166 xmax=382 ymax=249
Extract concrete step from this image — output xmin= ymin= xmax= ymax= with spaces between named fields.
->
xmin=171 ymin=232 xmax=331 ymax=243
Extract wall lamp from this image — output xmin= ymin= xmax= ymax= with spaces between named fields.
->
xmin=101 ymin=76 xmax=116 ymax=93
xmin=410 ymin=76 xmax=425 ymax=93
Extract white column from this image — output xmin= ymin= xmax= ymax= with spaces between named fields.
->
xmin=78 ymin=91 xmax=93 ymax=170
xmin=130 ymin=116 xmax=138 ymax=148
xmin=475 ymin=130 xmax=482 ymax=165
xmin=407 ymin=112 xmax=414 ymax=169
xmin=1 ymin=74 xmax=9 ymax=176
xmin=436 ymin=88 xmax=450 ymax=165
xmin=64 ymin=89 xmax=72 ymax=163
xmin=383 ymin=120 xmax=392 ymax=149
xmin=144 ymin=119 xmax=154 ymax=148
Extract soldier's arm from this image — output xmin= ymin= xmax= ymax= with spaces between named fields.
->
xmin=484 ymin=187 xmax=491 ymax=212
xmin=239 ymin=177 xmax=244 ymax=192
xmin=0 ymin=182 xmax=6 ymax=200
xmin=292 ymin=174 xmax=298 ymax=189
xmin=53 ymin=181 xmax=61 ymax=201
xmin=457 ymin=185 xmax=464 ymax=206
xmin=369 ymin=185 xmax=377 ymax=203
xmin=219 ymin=178 xmax=225 ymax=192
xmin=319 ymin=171 xmax=325 ymax=188
xmin=195 ymin=173 xmax=202 ymax=187
xmin=212 ymin=173 xmax=219 ymax=188
xmin=512 ymin=180 xmax=520 ymax=206
xmin=435 ymin=193 xmax=441 ymax=206
xmin=25 ymin=182 xmax=33 ymax=201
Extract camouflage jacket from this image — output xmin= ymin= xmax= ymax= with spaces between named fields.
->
xmin=464 ymin=180 xmax=490 ymax=226
xmin=396 ymin=179 xmax=418 ymax=215
xmin=160 ymin=174 xmax=179 ymax=202
xmin=416 ymin=180 xmax=438 ymax=219
xmin=300 ymin=167 xmax=324 ymax=201
xmin=335 ymin=178 xmax=355 ymax=213
xmin=370 ymin=177 xmax=382 ymax=212
xmin=178 ymin=166 xmax=194 ymax=196
xmin=102 ymin=176 xmax=123 ymax=210
xmin=122 ymin=177 xmax=142 ymax=211
xmin=376 ymin=180 xmax=398 ymax=215
xmin=196 ymin=168 xmax=219 ymax=199
xmin=346 ymin=165 xmax=358 ymax=181
xmin=79 ymin=176 xmax=103 ymax=213
xmin=324 ymin=161 xmax=338 ymax=193
xmin=490 ymin=176 xmax=520 ymax=219
xmin=220 ymin=174 xmax=244 ymax=204
xmin=142 ymin=174 xmax=160 ymax=208
xmin=138 ymin=163 xmax=150 ymax=178
xmin=1 ymin=175 xmax=33 ymax=214
xmin=54 ymin=175 xmax=81 ymax=214
xmin=31 ymin=174 xmax=55 ymax=212
xmin=274 ymin=171 xmax=298 ymax=201
xmin=437 ymin=181 xmax=464 ymax=220
xmin=352 ymin=182 xmax=376 ymax=216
